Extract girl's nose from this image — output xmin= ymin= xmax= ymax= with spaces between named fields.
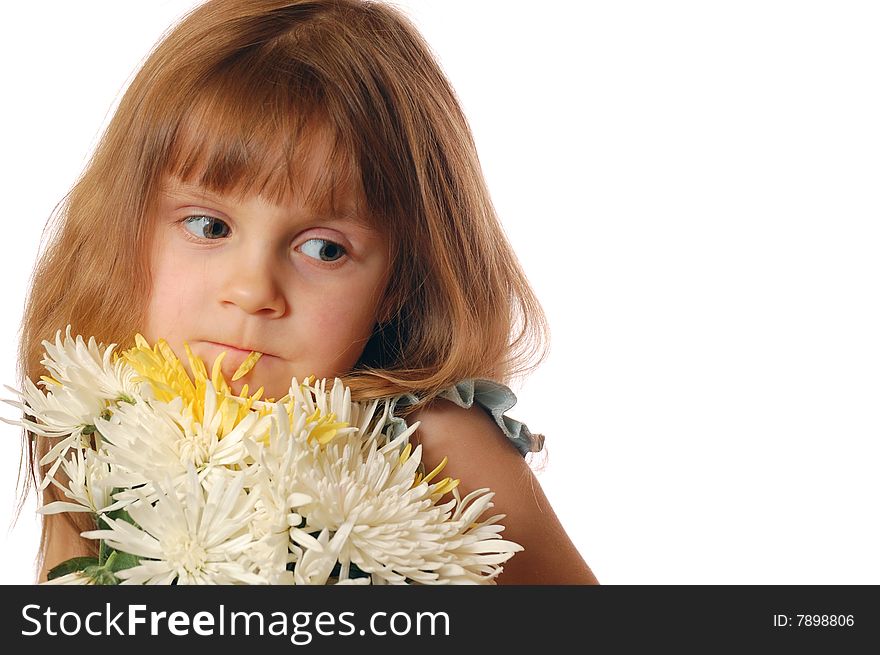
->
xmin=219 ymin=251 xmax=287 ymax=318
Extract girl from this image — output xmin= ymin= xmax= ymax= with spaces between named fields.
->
xmin=18 ymin=0 xmax=598 ymax=584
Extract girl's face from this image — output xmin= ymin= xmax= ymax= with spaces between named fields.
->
xmin=143 ymin=145 xmax=391 ymax=401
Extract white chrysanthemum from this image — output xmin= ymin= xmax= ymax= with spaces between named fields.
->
xmin=40 ymin=446 xmax=114 ymax=515
xmin=241 ymin=378 xmax=377 ymax=584
xmin=40 ymin=325 xmax=141 ymax=403
xmin=427 ymin=486 xmax=522 ymax=584
xmin=240 ymin=409 xmax=303 ymax=584
xmin=1 ymin=379 xmax=103 ymax=489
xmin=291 ymin=525 xmax=356 ymax=585
xmin=8 ymin=352 xmax=525 ymax=586
xmin=289 ymin=431 xmax=518 ymax=585
xmin=249 ymin=377 xmax=521 ymax=585
xmin=83 ymin=467 xmax=265 ymax=585
xmin=95 ymin=381 xmax=270 ymax=491
xmin=1 ymin=378 xmax=103 ymax=440
xmin=0 ymin=326 xmax=143 ymax=488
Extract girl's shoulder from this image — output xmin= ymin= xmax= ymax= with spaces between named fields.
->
xmin=386 ymin=378 xmax=543 ymax=457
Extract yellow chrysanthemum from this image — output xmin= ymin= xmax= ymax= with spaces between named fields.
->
xmin=304 ymin=407 xmax=351 ymax=445
xmin=232 ymin=351 xmax=263 ymax=381
xmin=113 ymin=336 xmax=453 ymax=496
xmin=115 ymin=334 xmax=274 ymax=438
xmin=406 ymin=447 xmax=459 ymax=497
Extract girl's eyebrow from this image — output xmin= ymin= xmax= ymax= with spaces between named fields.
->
xmin=160 ymin=182 xmax=371 ymax=227
xmin=161 ymin=183 xmax=226 ymax=204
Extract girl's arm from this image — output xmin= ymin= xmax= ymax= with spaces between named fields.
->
xmin=407 ymin=398 xmax=600 ymax=585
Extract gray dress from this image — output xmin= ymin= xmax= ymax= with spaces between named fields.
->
xmin=384 ymin=378 xmax=544 ymax=457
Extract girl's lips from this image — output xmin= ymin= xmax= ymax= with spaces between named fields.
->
xmin=205 ymin=341 xmax=273 ymax=358
xmin=207 ymin=341 xmax=250 ymax=355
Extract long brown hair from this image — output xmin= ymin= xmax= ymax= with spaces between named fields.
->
xmin=16 ymin=0 xmax=549 ymax=577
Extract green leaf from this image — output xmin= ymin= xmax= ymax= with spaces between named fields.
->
xmin=97 ymin=495 xmax=141 ymax=566
xmin=98 ymin=504 xmax=137 ymax=568
xmin=106 ymin=505 xmax=136 ymax=525
xmin=98 ymin=539 xmax=113 ymax=566
xmin=47 ymin=556 xmax=98 ymax=580
xmin=93 ymin=492 xmax=145 ymax=578
xmin=106 ymin=550 xmax=141 ymax=573
xmin=82 ymin=565 xmax=120 ymax=585
xmin=68 ymin=551 xmax=141 ymax=585
xmin=97 ymin=516 xmax=114 ymax=565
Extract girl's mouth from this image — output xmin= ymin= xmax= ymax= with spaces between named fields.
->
xmin=204 ymin=341 xmax=273 ymax=358
xmin=200 ymin=341 xmax=274 ymax=380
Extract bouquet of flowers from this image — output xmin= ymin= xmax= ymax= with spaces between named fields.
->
xmin=2 ymin=327 xmax=521 ymax=584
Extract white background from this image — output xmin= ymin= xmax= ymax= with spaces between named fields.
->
xmin=2 ymin=1 xmax=878 ymax=584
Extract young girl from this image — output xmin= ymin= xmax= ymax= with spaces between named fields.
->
xmin=19 ymin=0 xmax=598 ymax=585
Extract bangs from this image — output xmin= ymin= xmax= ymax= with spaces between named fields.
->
xmin=160 ymin=57 xmax=368 ymax=223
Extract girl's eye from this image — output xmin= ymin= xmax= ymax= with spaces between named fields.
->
xmin=182 ymin=215 xmax=230 ymax=239
xmin=299 ymin=238 xmax=347 ymax=263
xmin=180 ymin=217 xmax=346 ymax=264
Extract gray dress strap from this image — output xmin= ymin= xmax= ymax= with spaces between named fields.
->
xmin=385 ymin=378 xmax=544 ymax=458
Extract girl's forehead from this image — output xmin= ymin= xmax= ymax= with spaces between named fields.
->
xmin=160 ymin=115 xmax=367 ymax=220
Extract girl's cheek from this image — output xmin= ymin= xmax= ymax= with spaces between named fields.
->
xmin=309 ymin=304 xmax=370 ymax=342
xmin=309 ymin=307 xmax=342 ymax=334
